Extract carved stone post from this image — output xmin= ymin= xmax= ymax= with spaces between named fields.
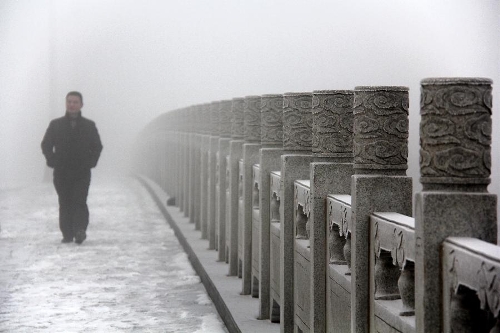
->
xmin=350 ymin=86 xmax=413 ymax=333
xmin=188 ymin=106 xmax=198 ymax=225
xmin=255 ymin=94 xmax=284 ymax=319
xmin=207 ymin=101 xmax=221 ymax=249
xmin=415 ymin=77 xmax=497 ymax=333
xmin=240 ymin=95 xmax=261 ymax=295
xmin=216 ymin=99 xmax=232 ymax=262
xmin=309 ymin=90 xmax=355 ymax=333
xmin=226 ymin=97 xmax=244 ymax=276
xmin=182 ymin=107 xmax=191 ymax=217
xmin=200 ymin=103 xmax=211 ymax=240
xmin=192 ymin=104 xmax=203 ymax=230
xmin=280 ymin=92 xmax=314 ymax=333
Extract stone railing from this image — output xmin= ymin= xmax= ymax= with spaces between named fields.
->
xmin=134 ymin=77 xmax=497 ymax=333
xmin=442 ymin=237 xmax=500 ymax=332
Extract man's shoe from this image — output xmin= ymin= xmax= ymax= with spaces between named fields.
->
xmin=75 ymin=230 xmax=86 ymax=244
xmin=61 ymin=237 xmax=73 ymax=243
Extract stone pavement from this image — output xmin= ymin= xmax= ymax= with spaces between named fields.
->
xmin=0 ymin=177 xmax=227 ymax=333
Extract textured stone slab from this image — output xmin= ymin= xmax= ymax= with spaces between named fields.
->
xmin=442 ymin=237 xmax=500 ymax=333
xmin=226 ymin=140 xmax=244 ymax=276
xmin=216 ymin=138 xmax=231 ymax=262
xmin=208 ymin=136 xmax=220 ymax=250
xmin=241 ymin=143 xmax=261 ymax=295
xmin=252 ymin=164 xmax=262 ymax=299
xmin=351 ymin=175 xmax=412 ymax=333
xmin=279 ymin=154 xmax=314 ymax=333
xmin=258 ymin=148 xmax=284 ymax=320
xmin=371 ymin=212 xmax=416 ymax=332
xmin=200 ymin=135 xmax=210 ymax=240
xmin=420 ymin=78 xmax=492 ymax=190
xmin=415 ymin=192 xmax=497 ymax=333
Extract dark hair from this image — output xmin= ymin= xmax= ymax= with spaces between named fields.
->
xmin=66 ymin=91 xmax=83 ymax=103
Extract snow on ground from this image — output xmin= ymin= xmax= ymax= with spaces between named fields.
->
xmin=0 ymin=177 xmax=227 ymax=333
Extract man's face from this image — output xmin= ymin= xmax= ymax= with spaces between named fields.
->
xmin=66 ymin=95 xmax=83 ymax=116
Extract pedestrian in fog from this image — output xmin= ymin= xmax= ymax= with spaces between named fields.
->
xmin=41 ymin=91 xmax=103 ymax=244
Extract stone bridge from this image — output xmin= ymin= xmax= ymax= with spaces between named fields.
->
xmin=134 ymin=78 xmax=497 ymax=333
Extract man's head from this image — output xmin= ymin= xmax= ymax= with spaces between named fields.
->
xmin=66 ymin=91 xmax=83 ymax=117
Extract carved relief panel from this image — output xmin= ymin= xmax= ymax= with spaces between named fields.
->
xmin=261 ymin=94 xmax=284 ymax=146
xmin=244 ymin=96 xmax=261 ymax=143
xmin=232 ymin=98 xmax=245 ymax=139
xmin=353 ymin=86 xmax=409 ymax=173
xmin=283 ymin=92 xmax=313 ymax=151
xmin=420 ymin=78 xmax=492 ymax=189
xmin=210 ymin=101 xmax=221 ymax=136
xmin=312 ymin=90 xmax=354 ymax=158
xmin=219 ymin=100 xmax=233 ymax=138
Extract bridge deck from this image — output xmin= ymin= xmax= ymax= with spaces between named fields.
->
xmin=0 ymin=177 xmax=226 ymax=332
xmin=139 ymin=176 xmax=280 ymax=333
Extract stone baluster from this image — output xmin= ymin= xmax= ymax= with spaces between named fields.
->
xmin=415 ymin=77 xmax=497 ymax=333
xmin=351 ymin=86 xmax=413 ymax=333
xmin=226 ymin=97 xmax=245 ymax=276
xmin=288 ymin=90 xmax=354 ymax=333
xmin=200 ymin=103 xmax=212 ymax=240
xmin=216 ymin=99 xmax=233 ymax=262
xmin=240 ymin=95 xmax=261 ymax=295
xmin=192 ymin=104 xmax=203 ymax=230
xmin=253 ymin=94 xmax=285 ymax=317
xmin=207 ymin=101 xmax=221 ymax=250
xmin=280 ymin=92 xmax=314 ymax=333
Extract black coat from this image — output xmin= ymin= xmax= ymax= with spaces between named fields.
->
xmin=41 ymin=112 xmax=103 ymax=175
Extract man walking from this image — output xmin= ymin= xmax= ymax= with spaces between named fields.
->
xmin=41 ymin=91 xmax=103 ymax=244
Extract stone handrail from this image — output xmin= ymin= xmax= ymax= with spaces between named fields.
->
xmin=133 ymin=77 xmax=496 ymax=333
xmin=442 ymin=237 xmax=500 ymax=333
xmin=371 ymin=212 xmax=416 ymax=332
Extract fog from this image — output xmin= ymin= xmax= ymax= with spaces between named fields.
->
xmin=1 ymin=0 xmax=499 ymax=215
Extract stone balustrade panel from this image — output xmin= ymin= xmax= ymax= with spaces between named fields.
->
xmin=442 ymin=237 xmax=500 ymax=333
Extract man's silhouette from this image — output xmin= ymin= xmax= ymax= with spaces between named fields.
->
xmin=41 ymin=91 xmax=103 ymax=244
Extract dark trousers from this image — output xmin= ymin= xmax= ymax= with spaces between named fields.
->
xmin=53 ymin=170 xmax=91 ymax=239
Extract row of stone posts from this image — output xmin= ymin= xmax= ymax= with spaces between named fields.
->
xmin=135 ymin=77 xmax=498 ymax=333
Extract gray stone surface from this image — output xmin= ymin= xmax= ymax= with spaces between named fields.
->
xmin=312 ymin=90 xmax=354 ymax=158
xmin=226 ymin=98 xmax=245 ymax=276
xmin=370 ymin=212 xmax=416 ymax=333
xmin=415 ymin=77 xmax=497 ymax=333
xmin=283 ymin=93 xmax=313 ymax=151
xmin=244 ymin=96 xmax=262 ymax=143
xmin=200 ymin=135 xmax=210 ymax=240
xmin=261 ymin=94 xmax=284 ymax=146
xmin=351 ymin=85 xmax=411 ymax=333
xmin=193 ymin=133 xmax=202 ymax=230
xmin=219 ymin=100 xmax=233 ymax=139
xmin=231 ymin=98 xmax=245 ymax=140
xmin=253 ymin=94 xmax=284 ymax=319
xmin=307 ymin=89 xmax=355 ymax=333
xmin=226 ymin=140 xmax=244 ymax=276
xmin=442 ymin=237 xmax=500 ymax=333
xmin=279 ymin=154 xmax=314 ymax=333
xmin=241 ymin=143 xmax=261 ymax=295
xmin=217 ymin=138 xmax=231 ymax=262
xmin=258 ymin=148 xmax=284 ymax=320
xmin=310 ymin=162 xmax=354 ymax=333
xmin=351 ymin=176 xmax=412 ymax=333
xmin=415 ymin=192 xmax=497 ymax=333
xmin=420 ymin=77 xmax=492 ymax=191
xmin=208 ymin=137 xmax=220 ymax=250
xmin=270 ymin=171 xmax=282 ymax=324
xmin=353 ymin=86 xmax=409 ymax=175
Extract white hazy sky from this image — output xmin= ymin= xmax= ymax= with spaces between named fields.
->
xmin=1 ymin=0 xmax=499 ymax=217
